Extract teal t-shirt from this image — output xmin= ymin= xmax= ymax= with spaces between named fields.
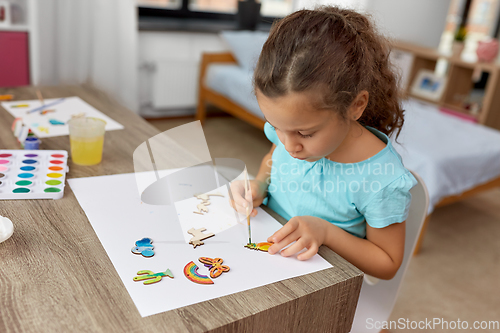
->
xmin=264 ymin=122 xmax=417 ymax=238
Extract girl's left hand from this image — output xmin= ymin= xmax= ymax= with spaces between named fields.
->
xmin=267 ymin=215 xmax=330 ymax=260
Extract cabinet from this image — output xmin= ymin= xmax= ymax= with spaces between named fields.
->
xmin=0 ymin=31 xmax=30 ymax=87
xmin=393 ymin=41 xmax=500 ymax=130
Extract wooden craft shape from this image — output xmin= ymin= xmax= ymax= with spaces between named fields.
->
xmin=193 ymin=202 xmax=210 ymax=215
xmin=184 ymin=261 xmax=214 ymax=284
xmin=131 ymin=237 xmax=155 ymax=257
xmin=133 ymin=269 xmax=174 ymax=285
xmin=199 ymin=257 xmax=230 ymax=278
xmin=193 ymin=193 xmax=224 ymax=215
xmin=187 ymin=227 xmax=214 ymax=248
xmin=244 ymin=242 xmax=273 ymax=252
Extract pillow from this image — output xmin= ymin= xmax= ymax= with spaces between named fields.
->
xmin=220 ymin=30 xmax=269 ymax=71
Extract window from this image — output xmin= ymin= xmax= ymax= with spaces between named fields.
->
xmin=137 ymin=0 xmax=182 ymax=10
xmin=189 ymin=0 xmax=238 ymax=14
xmin=261 ymin=0 xmax=294 ymax=18
xmin=137 ymin=0 xmax=294 ymax=21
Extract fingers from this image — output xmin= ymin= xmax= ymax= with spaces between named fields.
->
xmin=229 ymin=198 xmax=248 ymax=215
xmin=280 ymin=239 xmax=306 ymax=257
xmin=266 ymin=216 xmax=321 ymax=260
xmin=229 ymin=181 xmax=247 ymax=206
xmin=297 ymin=244 xmax=319 ymax=261
xmin=267 ymin=219 xmax=298 ymax=244
xmin=229 ymin=181 xmax=252 ymax=214
xmin=268 ymin=229 xmax=300 ymax=255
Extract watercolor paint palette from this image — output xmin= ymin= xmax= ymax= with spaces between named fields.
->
xmin=0 ymin=150 xmax=69 ymax=200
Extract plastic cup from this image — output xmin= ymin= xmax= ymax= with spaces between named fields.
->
xmin=68 ymin=117 xmax=106 ymax=166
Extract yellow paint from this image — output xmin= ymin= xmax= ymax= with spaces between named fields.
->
xmin=47 ymin=173 xmax=63 ymax=178
xmin=70 ymin=136 xmax=104 ymax=166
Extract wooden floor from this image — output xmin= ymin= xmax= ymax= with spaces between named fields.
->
xmin=148 ymin=115 xmax=500 ymax=333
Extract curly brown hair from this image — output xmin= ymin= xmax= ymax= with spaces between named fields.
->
xmin=253 ymin=6 xmax=405 ymax=138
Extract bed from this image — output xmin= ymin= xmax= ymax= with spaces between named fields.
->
xmin=196 ymin=47 xmax=500 ymax=254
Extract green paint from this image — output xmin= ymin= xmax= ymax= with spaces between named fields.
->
xmin=15 ymin=180 xmax=32 ymax=186
xmin=13 ymin=188 xmax=30 ymax=193
xmin=44 ymin=187 xmax=61 ymax=193
xmin=45 ymin=180 xmax=62 ymax=186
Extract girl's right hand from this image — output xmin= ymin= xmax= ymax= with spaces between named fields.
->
xmin=229 ymin=179 xmax=268 ymax=217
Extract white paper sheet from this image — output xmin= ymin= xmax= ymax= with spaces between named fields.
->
xmin=68 ymin=172 xmax=332 ymax=317
xmin=175 ymin=185 xmax=245 ymax=243
xmin=1 ymin=96 xmax=124 ymax=138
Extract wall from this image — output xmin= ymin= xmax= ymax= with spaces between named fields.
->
xmin=362 ymin=0 xmax=452 ymax=48
xmin=294 ymin=0 xmax=368 ymax=11
xmin=295 ymin=0 xmax=451 ymax=49
xmin=31 ymin=0 xmax=138 ymax=113
xmin=138 ymin=32 xmax=227 ymax=116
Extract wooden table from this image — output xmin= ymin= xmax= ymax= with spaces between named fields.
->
xmin=0 ymin=86 xmax=363 ymax=333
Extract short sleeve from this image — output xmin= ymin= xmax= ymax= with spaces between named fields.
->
xmin=264 ymin=122 xmax=280 ymax=145
xmin=359 ymin=172 xmax=418 ymax=228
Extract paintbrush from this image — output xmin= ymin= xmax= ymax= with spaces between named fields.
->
xmin=36 ymin=89 xmax=45 ymax=107
xmin=27 ymin=97 xmax=65 ymax=114
xmin=244 ymin=168 xmax=252 ymax=245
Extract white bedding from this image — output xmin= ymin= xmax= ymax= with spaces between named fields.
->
xmin=394 ymin=99 xmax=500 ymax=213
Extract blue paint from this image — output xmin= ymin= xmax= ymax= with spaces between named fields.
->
xmin=20 ymin=166 xmax=36 ymax=171
xmin=131 ymin=238 xmax=155 ymax=257
xmin=24 ymin=137 xmax=41 ymax=150
xmin=49 ymin=119 xmax=65 ymax=125
xmin=22 ymin=159 xmax=37 ymax=164
xmin=18 ymin=173 xmax=34 ymax=179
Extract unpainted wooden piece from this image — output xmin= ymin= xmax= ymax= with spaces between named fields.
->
xmin=187 ymin=227 xmax=215 ymax=248
xmin=193 ymin=193 xmax=224 ymax=215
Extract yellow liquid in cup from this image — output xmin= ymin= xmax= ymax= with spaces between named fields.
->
xmin=70 ymin=136 xmax=104 ymax=166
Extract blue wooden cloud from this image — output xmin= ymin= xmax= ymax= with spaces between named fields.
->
xmin=131 ymin=238 xmax=155 ymax=257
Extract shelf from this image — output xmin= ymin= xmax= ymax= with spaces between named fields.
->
xmin=393 ymin=40 xmax=500 ymax=130
xmin=0 ymin=25 xmax=30 ymax=32
xmin=450 ymin=58 xmax=498 ymax=72
xmin=408 ymin=93 xmax=441 ymax=105
xmin=441 ymin=103 xmax=480 ymax=119
xmin=393 ymin=41 xmax=500 ymax=72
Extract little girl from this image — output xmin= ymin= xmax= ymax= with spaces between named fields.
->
xmin=232 ymin=6 xmax=417 ymax=280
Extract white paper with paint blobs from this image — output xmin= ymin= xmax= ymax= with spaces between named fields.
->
xmin=1 ymin=96 xmax=124 ymax=138
xmin=0 ymin=150 xmax=69 ymax=200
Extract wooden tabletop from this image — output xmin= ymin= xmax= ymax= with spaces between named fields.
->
xmin=0 ymin=85 xmax=363 ymax=333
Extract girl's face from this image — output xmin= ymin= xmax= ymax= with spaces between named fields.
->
xmin=256 ymin=90 xmax=353 ymax=162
